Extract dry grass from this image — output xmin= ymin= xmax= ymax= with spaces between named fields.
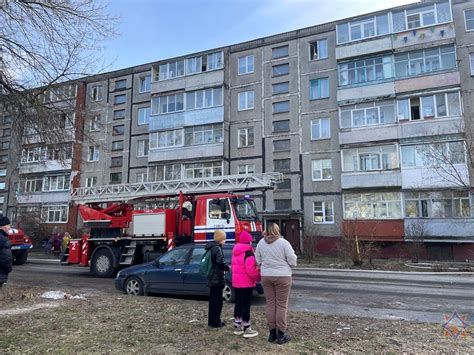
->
xmin=0 ymin=285 xmax=472 ymax=353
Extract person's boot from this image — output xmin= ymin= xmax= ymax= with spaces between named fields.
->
xmin=268 ymin=328 xmax=277 ymax=343
xmin=276 ymin=329 xmax=291 ymax=344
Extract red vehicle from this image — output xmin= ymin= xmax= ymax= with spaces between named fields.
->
xmin=7 ymin=228 xmax=33 ymax=265
xmin=63 ymin=173 xmax=281 ymax=277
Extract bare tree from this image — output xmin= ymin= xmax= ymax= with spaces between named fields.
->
xmin=404 ymin=218 xmax=427 ymax=263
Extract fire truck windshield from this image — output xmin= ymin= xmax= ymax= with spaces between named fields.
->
xmin=233 ymin=199 xmax=258 ymax=221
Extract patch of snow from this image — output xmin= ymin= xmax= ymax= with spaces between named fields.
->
xmin=41 ymin=291 xmax=86 ymax=300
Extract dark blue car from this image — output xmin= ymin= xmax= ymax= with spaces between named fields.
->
xmin=115 ymin=243 xmax=263 ymax=302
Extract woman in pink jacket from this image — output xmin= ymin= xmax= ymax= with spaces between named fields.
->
xmin=231 ymin=231 xmax=261 ymax=338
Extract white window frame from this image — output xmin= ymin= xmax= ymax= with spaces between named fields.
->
xmin=343 ymin=192 xmax=402 ymax=220
xmin=88 ymin=146 xmax=99 ymax=162
xmin=340 ymin=102 xmax=396 ymax=129
xmin=207 ymin=51 xmax=224 ymax=71
xmin=91 ymin=85 xmax=103 ymax=102
xmin=154 ymin=93 xmax=185 ymax=115
xmin=159 ymin=59 xmax=185 ymax=81
xmin=0 ymin=169 xmax=6 ymax=177
xmin=238 ymin=55 xmax=254 ymax=75
xmin=184 ymin=161 xmax=223 ymax=179
xmin=85 ymin=177 xmax=97 ymax=188
xmin=396 ymin=91 xmax=461 ymax=122
xmin=342 ymin=145 xmax=399 ymax=172
xmin=149 ymin=129 xmax=184 ymax=149
xmin=313 ymin=201 xmax=334 ymax=224
xmin=309 ymin=39 xmax=328 ymax=61
xmin=42 ymin=205 xmax=68 ymax=223
xmin=311 ymin=118 xmax=331 ymax=140
xmin=90 ymin=115 xmax=100 ymax=132
xmin=43 ymin=175 xmax=69 ymax=192
xmin=238 ymin=127 xmax=254 ymax=148
xmin=186 ymin=56 xmax=202 ymax=75
xmin=186 ymin=87 xmax=223 ymax=110
xmin=339 ymin=56 xmax=392 ymax=86
xmin=470 ymin=53 xmax=474 ymax=75
xmin=465 ymin=9 xmax=474 ymax=31
xmin=309 ymin=78 xmax=329 ymax=100
xmin=138 ymin=106 xmax=151 ymax=125
xmin=312 ymin=159 xmax=332 ymax=181
xmin=139 ymin=75 xmax=151 ymax=93
xmin=135 ymin=173 xmax=147 ymax=183
xmin=184 ymin=124 xmax=223 ymax=146
xmin=137 ymin=139 xmax=149 ymax=157
xmin=404 ymin=191 xmax=470 ymax=218
xmin=238 ymin=164 xmax=255 ymax=175
xmin=238 ymin=91 xmax=255 ymax=111
xmin=400 ymin=141 xmax=466 ymax=168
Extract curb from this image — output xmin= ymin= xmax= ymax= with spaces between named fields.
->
xmin=293 ymin=267 xmax=474 ymax=276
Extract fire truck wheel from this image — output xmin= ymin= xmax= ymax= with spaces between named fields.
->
xmin=91 ymin=248 xmax=115 ymax=278
xmin=12 ymin=250 xmax=28 ymax=265
xmin=125 ymin=276 xmax=144 ymax=296
xmin=222 ymin=281 xmax=235 ymax=303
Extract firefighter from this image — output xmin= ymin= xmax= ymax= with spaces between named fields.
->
xmin=205 ymin=229 xmax=230 ymax=328
xmin=0 ymin=216 xmax=13 ymax=289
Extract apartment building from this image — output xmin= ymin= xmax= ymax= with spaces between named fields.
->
xmin=3 ymin=0 xmax=474 ymax=259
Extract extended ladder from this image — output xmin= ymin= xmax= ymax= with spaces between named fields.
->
xmin=71 ymin=172 xmax=283 ymax=204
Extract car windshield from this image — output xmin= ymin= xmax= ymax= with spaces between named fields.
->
xmin=232 ymin=198 xmax=258 ymax=221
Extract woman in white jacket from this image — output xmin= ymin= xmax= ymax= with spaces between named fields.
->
xmin=255 ymin=223 xmax=297 ymax=345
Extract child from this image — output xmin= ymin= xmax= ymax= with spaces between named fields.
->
xmin=231 ymin=231 xmax=261 ymax=338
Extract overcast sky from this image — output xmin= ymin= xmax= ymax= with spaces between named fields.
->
xmin=104 ymin=0 xmax=419 ymax=71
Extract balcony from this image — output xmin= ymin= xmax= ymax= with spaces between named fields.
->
xmin=342 ymin=219 xmax=404 ymax=242
xmin=405 ymin=218 xmax=474 ymax=242
xmin=398 ymin=117 xmax=463 ymax=140
xmin=149 ymin=106 xmax=224 ymax=131
xmin=339 ymin=124 xmax=398 ymax=145
xmin=19 ymin=159 xmax=72 ymax=174
xmin=148 ymin=143 xmax=223 ymax=162
xmin=336 ymin=36 xmax=392 ymax=60
xmin=16 ymin=191 xmax=70 ymax=204
xmin=395 ymin=71 xmax=460 ymax=94
xmin=393 ymin=23 xmax=455 ymax=51
xmin=151 ymin=70 xmax=224 ymax=94
xmin=337 ymin=81 xmax=395 ymax=103
xmin=401 ymin=164 xmax=469 ymax=189
xmin=341 ymin=170 xmax=401 ymax=189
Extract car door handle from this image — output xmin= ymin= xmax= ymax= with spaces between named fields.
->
xmin=174 ymin=269 xmax=182 ymax=272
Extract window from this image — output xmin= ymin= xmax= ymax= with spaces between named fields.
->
xmin=138 ymin=107 xmax=151 ymax=125
xmin=337 ymin=14 xmax=389 ymax=44
xmin=339 ymin=56 xmax=392 ymax=86
xmin=274 ymin=159 xmax=291 ymax=173
xmin=311 ymin=118 xmax=330 ymax=140
xmin=113 ymin=109 xmax=125 ymax=120
xmin=186 ymin=87 xmax=223 ymax=110
xmin=310 ymin=78 xmax=329 ymax=99
xmin=114 ymin=94 xmax=126 ymax=105
xmin=110 ymin=172 xmax=122 ymax=184
xmin=404 ymin=191 xmax=470 ymax=218
xmin=0 ymin=155 xmax=7 ymax=163
xmin=209 ymin=198 xmax=230 ymax=219
xmin=272 ymin=46 xmax=289 ymax=59
xmin=312 ymin=159 xmax=332 ymax=180
xmin=115 ymin=79 xmax=126 ymax=90
xmin=152 ymin=92 xmax=185 ymax=114
xmin=159 ymin=59 xmax=185 ymax=80
xmin=272 ymin=82 xmax=289 ymax=95
xmin=273 ymin=120 xmax=290 ymax=133
xmin=85 ymin=177 xmax=97 ymax=188
xmin=0 ymin=182 xmax=5 ymax=190
xmin=1 ymin=142 xmax=9 ymax=150
xmin=91 ymin=85 xmax=103 ymax=101
xmin=111 ymin=156 xmax=123 ymax=167
xmin=189 ymin=248 xmax=206 ymax=265
xmin=342 ymin=145 xmax=398 ymax=172
xmin=309 ymin=39 xmax=328 ymax=60
xmin=19 ymin=176 xmax=42 ymax=193
xmin=392 ymin=2 xmax=451 ymax=33
xmin=238 ymin=164 xmax=255 ymax=175
xmin=3 ymin=128 xmax=10 ymax=137
xmin=148 ymin=164 xmax=182 ymax=181
xmin=184 ymin=124 xmax=223 ymax=145
xmin=186 ymin=56 xmax=202 ymax=75
xmin=470 ymin=53 xmax=474 ymax=75
xmin=466 ymin=9 xmax=474 ymax=31
xmin=238 ymin=127 xmax=254 ymax=147
xmin=273 ymin=139 xmax=290 ymax=152
xmin=394 ymin=45 xmax=456 ymax=78
xmin=113 ymin=125 xmax=125 ymax=136
xmin=277 ymin=179 xmax=291 ymax=190
xmin=42 ymin=205 xmax=68 ymax=223
xmin=238 ymin=55 xmax=254 ymax=75
xmin=273 ymin=101 xmax=290 ymax=114
xmin=272 ymin=63 xmax=289 ymax=76
xmin=90 ymin=115 xmax=100 ymax=131
xmin=0 ymin=197 xmax=4 ymax=204
xmin=88 ymin=146 xmax=99 ymax=162
xmin=149 ymin=129 xmax=183 ymax=149
xmin=401 ymin=141 xmax=465 ymax=168
xmin=238 ymin=91 xmax=254 ymax=111
xmin=275 ymin=199 xmax=291 ymax=210
xmin=135 ymin=173 xmax=147 ymax=183
xmin=397 ymin=92 xmax=461 ymax=121
xmin=0 ymin=169 xmax=5 ymax=176
xmin=184 ymin=161 xmax=222 ymax=179
xmin=139 ymin=75 xmax=151 ymax=93
xmin=313 ymin=201 xmax=334 ymax=223
xmin=137 ymin=139 xmax=149 ymax=157
xmin=43 ymin=175 xmax=69 ymax=192
xmin=207 ymin=51 xmax=224 ymax=70
xmin=158 ymin=248 xmax=189 ymax=266
xmin=344 ymin=192 xmax=402 ymax=219
xmin=111 ymin=140 xmax=124 ymax=151
xmin=3 ymin=115 xmax=12 ymax=124
xmin=340 ymin=102 xmax=395 ymax=129
xmin=21 ymin=147 xmax=46 ymax=163
xmin=62 ymin=112 xmax=75 ymax=129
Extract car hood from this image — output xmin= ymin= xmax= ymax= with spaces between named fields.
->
xmin=118 ymin=262 xmax=154 ymax=276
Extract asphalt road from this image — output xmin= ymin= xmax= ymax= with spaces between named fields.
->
xmin=8 ymin=259 xmax=474 ymax=324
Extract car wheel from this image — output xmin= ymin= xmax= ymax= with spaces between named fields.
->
xmin=223 ymin=281 xmax=235 ymax=303
xmin=91 ymin=248 xmax=115 ymax=278
xmin=12 ymin=250 xmax=28 ymax=265
xmin=125 ymin=276 xmax=144 ymax=296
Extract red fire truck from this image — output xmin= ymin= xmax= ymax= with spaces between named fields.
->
xmin=62 ymin=173 xmax=281 ymax=277
xmin=7 ymin=228 xmax=33 ymax=265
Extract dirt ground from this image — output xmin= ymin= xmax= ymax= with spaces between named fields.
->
xmin=0 ymin=285 xmax=472 ymax=353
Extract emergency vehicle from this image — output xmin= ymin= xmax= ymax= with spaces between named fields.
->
xmin=62 ymin=173 xmax=282 ymax=277
xmin=7 ymin=228 xmax=33 ymax=265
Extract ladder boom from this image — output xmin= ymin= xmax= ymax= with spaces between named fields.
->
xmin=71 ymin=172 xmax=283 ymax=204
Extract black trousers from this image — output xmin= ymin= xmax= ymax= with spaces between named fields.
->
xmin=233 ymin=287 xmax=254 ymax=323
xmin=208 ymin=283 xmax=224 ymax=326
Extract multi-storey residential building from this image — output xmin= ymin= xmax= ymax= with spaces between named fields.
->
xmin=3 ymin=0 xmax=474 ymax=260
